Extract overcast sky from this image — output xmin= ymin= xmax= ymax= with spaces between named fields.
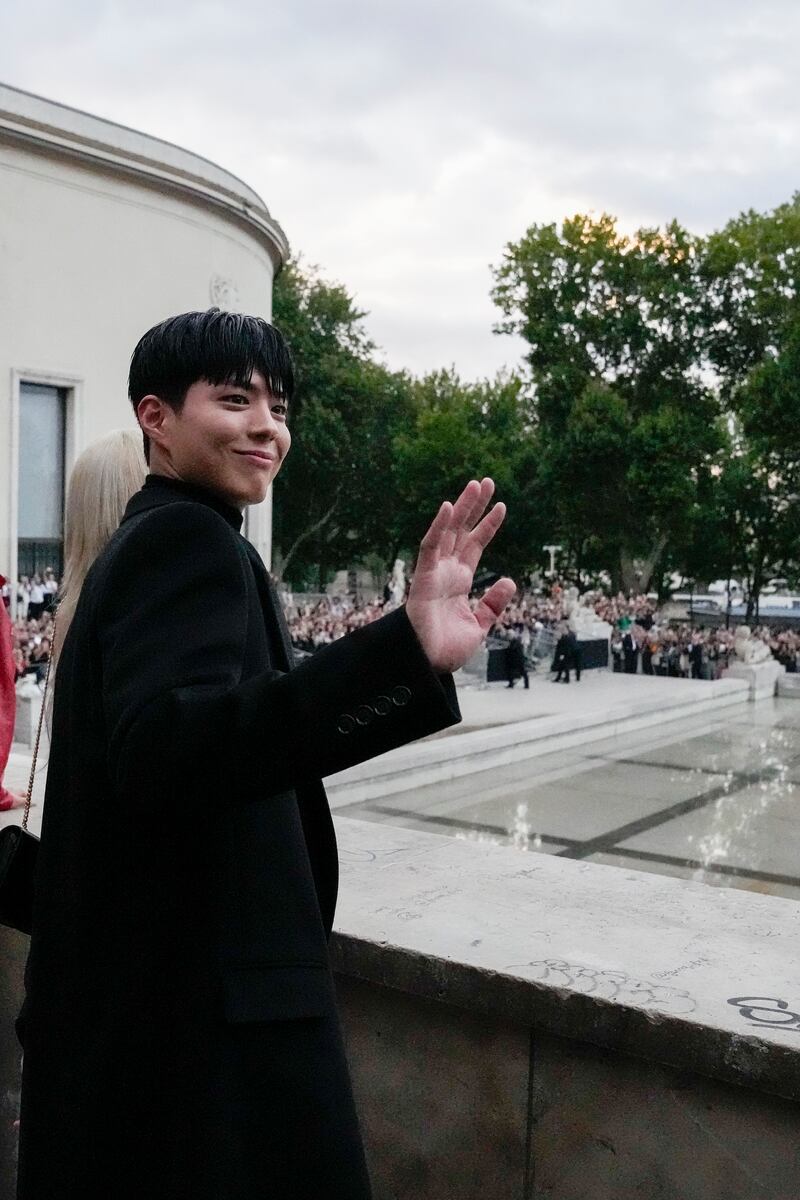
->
xmin=2 ymin=0 xmax=798 ymax=378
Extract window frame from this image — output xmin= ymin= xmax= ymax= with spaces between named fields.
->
xmin=8 ymin=367 xmax=83 ymax=616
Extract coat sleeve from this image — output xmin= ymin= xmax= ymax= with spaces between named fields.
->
xmin=99 ymin=501 xmax=461 ymax=807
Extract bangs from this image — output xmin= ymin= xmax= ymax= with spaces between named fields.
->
xmin=129 ymin=308 xmax=294 ymax=408
xmin=187 ymin=311 xmax=294 ymax=402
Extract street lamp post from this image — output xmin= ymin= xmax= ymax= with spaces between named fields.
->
xmin=543 ymin=544 xmax=562 ymax=578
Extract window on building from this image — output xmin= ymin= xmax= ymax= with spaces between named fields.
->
xmin=18 ymin=382 xmax=67 ymax=579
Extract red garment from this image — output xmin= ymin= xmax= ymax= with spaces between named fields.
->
xmin=0 ymin=579 xmax=21 ymax=809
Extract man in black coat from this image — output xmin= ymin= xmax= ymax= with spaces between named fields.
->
xmin=689 ymin=634 xmax=704 ymax=680
xmin=505 ymin=629 xmax=529 ymax=688
xmin=566 ymin=629 xmax=582 ymax=683
xmin=622 ymin=628 xmax=639 ymax=674
xmin=16 ymin=310 xmax=516 ymax=1199
xmin=552 ymin=628 xmax=581 ymax=683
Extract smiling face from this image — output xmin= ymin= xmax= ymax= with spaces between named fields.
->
xmin=137 ymin=371 xmax=291 ymax=509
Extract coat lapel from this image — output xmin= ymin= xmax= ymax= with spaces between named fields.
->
xmin=244 ymin=544 xmax=295 ymax=672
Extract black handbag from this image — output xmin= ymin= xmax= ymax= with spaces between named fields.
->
xmin=0 ymin=624 xmax=54 ymax=935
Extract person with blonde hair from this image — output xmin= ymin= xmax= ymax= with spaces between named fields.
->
xmin=3 ymin=433 xmax=144 ymax=811
xmin=53 ymin=429 xmax=147 ymax=667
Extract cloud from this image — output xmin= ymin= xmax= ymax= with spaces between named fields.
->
xmin=1 ymin=0 xmax=798 ymax=377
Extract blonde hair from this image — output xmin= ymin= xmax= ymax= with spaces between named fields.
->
xmin=54 ymin=429 xmax=147 ymax=670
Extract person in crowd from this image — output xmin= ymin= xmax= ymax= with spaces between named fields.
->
xmin=12 ymin=647 xmax=26 ymax=682
xmin=566 ymin=628 xmax=582 ymax=683
xmin=552 ymin=627 xmax=581 ymax=683
xmin=42 ymin=569 xmax=59 ymax=614
xmin=622 ymin=627 xmax=639 ymax=674
xmin=26 ymin=636 xmax=51 ymax=684
xmin=505 ymin=628 xmax=529 ymax=689
xmin=27 ymin=575 xmax=45 ymax=621
xmin=16 ymin=576 xmax=31 ymax=620
xmin=283 ymin=586 xmax=800 ymax=683
xmin=16 ymin=309 xmax=515 ymax=1200
xmin=551 ymin=624 xmax=570 ymax=682
xmin=0 ymin=572 xmax=25 ymax=810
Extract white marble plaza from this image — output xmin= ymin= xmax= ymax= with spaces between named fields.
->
xmin=6 ymin=670 xmax=799 ymax=902
xmin=331 ymin=674 xmax=800 ymax=905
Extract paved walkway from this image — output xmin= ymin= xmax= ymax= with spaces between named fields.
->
xmin=339 ymin=693 xmax=800 ymax=903
xmin=441 ymin=668 xmax=738 ymax=732
xmin=3 ymin=670 xmax=743 ymax=839
xmin=7 ymin=671 xmax=793 ymax=905
xmin=3 ymin=732 xmax=49 ymax=838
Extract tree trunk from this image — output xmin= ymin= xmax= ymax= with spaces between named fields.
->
xmin=279 ymin=495 xmax=340 ymax=576
xmin=752 ymin=550 xmax=764 ymax=624
xmin=574 ymin=540 xmax=585 ymax=593
xmin=620 ymin=535 xmax=668 ymax=595
xmin=387 ymin=540 xmax=402 ymax=573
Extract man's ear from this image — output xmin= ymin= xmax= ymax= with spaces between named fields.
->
xmin=137 ymin=395 xmax=170 ymax=454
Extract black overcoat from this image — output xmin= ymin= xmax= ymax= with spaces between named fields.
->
xmin=16 ymin=474 xmax=461 ymax=1199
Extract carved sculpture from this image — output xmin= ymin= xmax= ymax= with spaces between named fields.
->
xmin=565 ymin=587 xmax=607 ymax=638
xmin=733 ymin=625 xmax=772 ymax=666
xmin=390 ymin=558 xmax=407 ymax=606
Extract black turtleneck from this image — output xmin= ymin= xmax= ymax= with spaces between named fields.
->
xmin=142 ymin=473 xmax=245 ymax=533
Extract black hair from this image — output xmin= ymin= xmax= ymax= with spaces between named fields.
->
xmin=128 ymin=308 xmax=294 ymax=462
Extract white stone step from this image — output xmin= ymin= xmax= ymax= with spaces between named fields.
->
xmin=327 ymin=676 xmax=750 ymax=807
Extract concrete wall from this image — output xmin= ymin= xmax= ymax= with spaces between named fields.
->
xmin=337 ymin=976 xmax=800 ymax=1200
xmin=2 ymin=928 xmax=797 ymax=1200
xmin=0 ymin=82 xmax=287 ymax=577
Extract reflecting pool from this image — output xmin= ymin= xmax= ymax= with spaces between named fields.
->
xmin=339 ymin=698 xmax=800 ymax=903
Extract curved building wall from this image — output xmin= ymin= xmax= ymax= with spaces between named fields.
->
xmin=0 ymin=82 xmax=288 ymax=594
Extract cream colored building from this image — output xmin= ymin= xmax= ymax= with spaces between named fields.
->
xmin=0 ymin=81 xmax=288 ymax=605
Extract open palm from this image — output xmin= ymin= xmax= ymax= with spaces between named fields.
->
xmin=405 ymin=478 xmax=517 ymax=674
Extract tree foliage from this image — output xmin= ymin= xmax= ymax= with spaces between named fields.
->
xmin=391 ymin=369 xmax=541 ymax=582
xmin=491 ymin=212 xmax=722 ymax=589
xmin=271 ymin=259 xmax=415 ymax=588
xmin=271 ymin=196 xmax=800 ymax=608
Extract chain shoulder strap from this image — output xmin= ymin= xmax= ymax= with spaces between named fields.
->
xmin=23 ymin=618 xmax=57 ymax=833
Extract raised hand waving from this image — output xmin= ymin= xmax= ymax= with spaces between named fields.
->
xmin=405 ymin=478 xmax=517 ymax=674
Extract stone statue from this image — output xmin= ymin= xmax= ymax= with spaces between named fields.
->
xmin=390 ymin=558 xmax=407 ymax=607
xmin=733 ymin=626 xmax=772 ymax=666
xmin=565 ymin=587 xmax=606 ymax=638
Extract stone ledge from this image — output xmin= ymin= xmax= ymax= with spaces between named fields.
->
xmin=724 ymin=659 xmax=784 ymax=701
xmin=777 ymin=673 xmax=800 ymax=699
xmin=326 ymin=677 xmax=748 ymax=807
xmin=331 ymin=817 xmax=800 ymax=1102
xmin=12 ymin=690 xmax=42 ymax=749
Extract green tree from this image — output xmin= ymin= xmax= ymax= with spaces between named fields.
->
xmin=491 ymin=212 xmax=721 ymax=589
xmin=702 ymin=194 xmax=800 ymax=394
xmin=391 ymin=369 xmax=540 ymax=585
xmin=271 ymin=259 xmax=415 ymax=587
xmin=731 ymin=320 xmax=800 ymax=611
xmin=702 ymin=196 xmax=800 ymax=610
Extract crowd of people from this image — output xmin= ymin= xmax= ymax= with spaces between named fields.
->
xmin=284 ymin=594 xmax=391 ymax=653
xmin=8 ymin=612 xmax=55 ymax=685
xmin=2 ymin=573 xmax=59 ymax=684
xmin=484 ymin=588 xmax=800 ymax=679
xmin=11 ymin=572 xmax=60 ymax=621
xmin=6 ymin=575 xmax=800 ymax=684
